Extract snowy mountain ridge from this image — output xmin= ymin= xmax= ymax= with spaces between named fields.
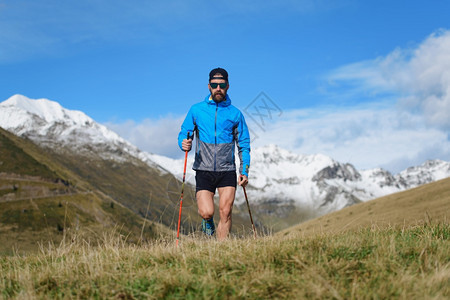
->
xmin=0 ymin=95 xmax=160 ymax=167
xmin=1 ymin=95 xmax=449 ymax=216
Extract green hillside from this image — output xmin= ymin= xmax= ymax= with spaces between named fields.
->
xmin=0 ymin=127 xmax=170 ymax=254
xmin=0 ymin=128 xmax=58 ymax=180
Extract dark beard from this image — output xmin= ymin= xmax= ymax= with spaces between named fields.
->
xmin=212 ymin=91 xmax=226 ymax=102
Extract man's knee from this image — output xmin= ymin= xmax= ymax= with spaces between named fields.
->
xmin=198 ymin=207 xmax=214 ymax=219
xmin=219 ymin=206 xmax=232 ymax=220
xmin=197 ymin=190 xmax=214 ymax=219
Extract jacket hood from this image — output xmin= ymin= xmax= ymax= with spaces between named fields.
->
xmin=204 ymin=94 xmax=231 ymax=107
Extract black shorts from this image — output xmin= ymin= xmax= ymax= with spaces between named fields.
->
xmin=195 ymin=170 xmax=237 ymax=193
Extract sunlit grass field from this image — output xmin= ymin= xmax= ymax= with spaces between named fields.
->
xmin=1 ymin=222 xmax=449 ymax=299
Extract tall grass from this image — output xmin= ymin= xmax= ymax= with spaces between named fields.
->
xmin=1 ymin=223 xmax=449 ymax=299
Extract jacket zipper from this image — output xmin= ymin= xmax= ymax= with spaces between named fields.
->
xmin=214 ymin=103 xmax=218 ymax=171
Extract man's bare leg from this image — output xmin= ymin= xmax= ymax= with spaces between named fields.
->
xmin=217 ymin=186 xmax=236 ymax=240
xmin=196 ymin=190 xmax=215 ymax=219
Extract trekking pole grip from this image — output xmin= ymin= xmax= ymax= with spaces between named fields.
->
xmin=184 ymin=131 xmax=192 ymax=153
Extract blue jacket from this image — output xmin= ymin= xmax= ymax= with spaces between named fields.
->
xmin=178 ymin=94 xmax=251 ymax=177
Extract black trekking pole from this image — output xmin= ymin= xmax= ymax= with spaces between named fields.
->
xmin=241 ymin=177 xmax=257 ymax=239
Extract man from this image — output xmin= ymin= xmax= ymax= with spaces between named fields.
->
xmin=178 ymin=67 xmax=251 ymax=240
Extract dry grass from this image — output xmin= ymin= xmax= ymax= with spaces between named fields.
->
xmin=282 ymin=177 xmax=450 ymax=238
xmin=0 ymin=192 xmax=171 ymax=255
xmin=1 ymin=222 xmax=449 ymax=299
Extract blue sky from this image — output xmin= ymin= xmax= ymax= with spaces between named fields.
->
xmin=1 ymin=0 xmax=450 ymax=173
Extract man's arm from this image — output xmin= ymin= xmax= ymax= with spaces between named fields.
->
xmin=178 ymin=108 xmax=195 ymax=151
xmin=236 ymin=112 xmax=251 ymax=185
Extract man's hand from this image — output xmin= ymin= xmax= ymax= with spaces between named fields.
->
xmin=182 ymin=138 xmax=192 ymax=151
xmin=238 ymin=175 xmax=248 ymax=187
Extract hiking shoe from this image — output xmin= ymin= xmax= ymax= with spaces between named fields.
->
xmin=201 ymin=218 xmax=215 ymax=236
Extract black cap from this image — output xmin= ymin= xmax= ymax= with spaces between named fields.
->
xmin=209 ymin=67 xmax=228 ymax=82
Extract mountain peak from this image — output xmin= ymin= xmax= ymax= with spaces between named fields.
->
xmin=398 ymin=159 xmax=450 ymax=186
xmin=0 ymin=94 xmax=133 ymax=161
xmin=1 ymin=94 xmax=90 ymax=125
xmin=3 ymin=94 xmax=32 ymax=106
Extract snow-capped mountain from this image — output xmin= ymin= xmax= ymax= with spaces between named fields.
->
xmin=1 ymin=95 xmax=120 ymax=144
xmin=246 ymin=144 xmax=450 ymax=215
xmin=397 ymin=160 xmax=450 ymax=186
xmin=1 ymin=95 xmax=449 ymax=218
xmin=0 ymin=94 xmax=163 ymax=170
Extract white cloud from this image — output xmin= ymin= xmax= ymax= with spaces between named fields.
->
xmin=104 ymin=115 xmax=185 ymax=159
xmin=327 ymin=29 xmax=450 ymax=130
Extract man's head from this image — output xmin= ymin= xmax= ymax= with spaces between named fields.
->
xmin=208 ymin=67 xmax=229 ymax=103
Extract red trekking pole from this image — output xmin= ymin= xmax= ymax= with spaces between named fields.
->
xmin=176 ymin=131 xmax=192 ymax=247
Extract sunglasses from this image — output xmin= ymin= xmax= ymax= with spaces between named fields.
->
xmin=210 ymin=82 xmax=227 ymax=89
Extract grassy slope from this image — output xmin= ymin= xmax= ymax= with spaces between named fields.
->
xmin=1 ymin=222 xmax=448 ymax=298
xmin=0 ymin=128 xmax=171 ymax=254
xmin=0 ymin=190 xmax=171 ymax=255
xmin=280 ymin=177 xmax=450 ymax=237
xmin=1 ymin=175 xmax=449 ymax=298
xmin=0 ymin=127 xmax=89 ymax=190
xmin=250 ymin=202 xmax=318 ymax=233
xmin=0 ymin=131 xmax=57 ymax=179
